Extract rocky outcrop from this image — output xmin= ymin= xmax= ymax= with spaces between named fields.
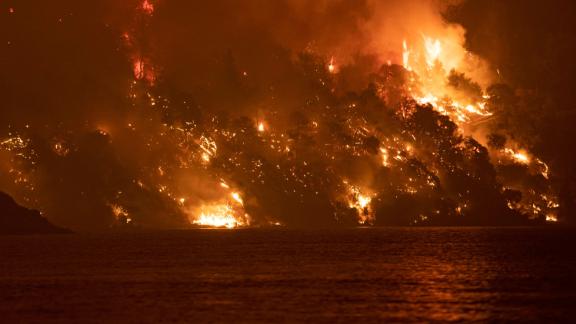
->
xmin=0 ymin=192 xmax=71 ymax=235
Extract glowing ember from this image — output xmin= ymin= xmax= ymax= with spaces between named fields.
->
xmin=380 ymin=147 xmax=389 ymax=167
xmin=199 ymin=135 xmax=217 ymax=163
xmin=109 ymin=203 xmax=132 ymax=224
xmin=1 ymin=136 xmax=28 ymax=151
xmin=220 ymin=181 xmax=230 ymax=189
xmin=201 ymin=153 xmax=211 ymax=163
xmin=133 ymin=59 xmax=145 ymax=80
xmin=141 ymin=0 xmax=154 ymax=15
xmin=52 ymin=142 xmax=69 ymax=157
xmin=546 ymin=214 xmax=558 ymax=223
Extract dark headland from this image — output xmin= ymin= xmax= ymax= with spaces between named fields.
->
xmin=0 ymin=192 xmax=71 ymax=235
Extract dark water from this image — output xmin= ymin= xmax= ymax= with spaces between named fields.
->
xmin=1 ymin=227 xmax=575 ymax=322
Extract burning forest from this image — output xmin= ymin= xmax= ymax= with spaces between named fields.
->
xmin=0 ymin=0 xmax=570 ymax=231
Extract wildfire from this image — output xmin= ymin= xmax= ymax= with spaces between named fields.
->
xmin=402 ymin=37 xmax=493 ymax=126
xmin=193 ymin=204 xmax=244 ymax=229
xmin=188 ymin=180 xmax=249 ymax=229
xmin=347 ymin=185 xmax=375 ymax=225
xmin=109 ymin=203 xmax=132 ymax=225
xmin=396 ymin=34 xmax=559 ymax=222
xmin=1 ymin=5 xmax=563 ymax=230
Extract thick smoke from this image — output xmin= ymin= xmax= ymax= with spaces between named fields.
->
xmin=0 ymin=0 xmax=561 ymax=230
xmin=146 ymin=0 xmax=491 ymax=96
xmin=447 ymin=0 xmax=576 ymax=224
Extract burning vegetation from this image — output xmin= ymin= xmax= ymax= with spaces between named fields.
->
xmin=0 ymin=0 xmax=565 ymax=230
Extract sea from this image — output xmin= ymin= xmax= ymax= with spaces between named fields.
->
xmin=1 ymin=227 xmax=575 ymax=322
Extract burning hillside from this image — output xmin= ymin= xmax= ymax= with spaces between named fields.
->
xmin=0 ymin=0 xmax=563 ymax=230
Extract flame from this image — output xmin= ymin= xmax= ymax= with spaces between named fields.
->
xmin=402 ymin=37 xmax=495 ymax=125
xmin=546 ymin=214 xmax=558 ymax=223
xmin=230 ymin=192 xmax=243 ymax=205
xmin=193 ymin=204 xmax=244 ymax=229
xmin=538 ymin=159 xmax=550 ymax=179
xmin=132 ymin=58 xmax=156 ymax=84
xmin=109 ymin=203 xmax=132 ymax=224
xmin=220 ymin=181 xmax=230 ymax=189
xmin=424 ymin=36 xmax=441 ymax=68
xmin=503 ymin=148 xmax=530 ymax=164
xmin=380 ymin=147 xmax=389 ymax=167
xmin=201 ymin=153 xmax=211 ymax=163
xmin=188 ymin=181 xmax=249 ymax=229
xmin=397 ymin=35 xmax=559 ymax=221
xmin=328 ymin=57 xmax=336 ymax=73
xmin=199 ymin=135 xmax=217 ymax=163
xmin=347 ymin=185 xmax=374 ymax=224
xmin=257 ymin=121 xmax=266 ymax=132
xmin=357 ymin=195 xmax=371 ymax=209
xmin=1 ymin=9 xmax=562 ymax=229
xmin=133 ymin=59 xmax=145 ymax=80
xmin=402 ymin=40 xmax=411 ymax=71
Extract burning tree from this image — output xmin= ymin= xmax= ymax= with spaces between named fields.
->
xmin=0 ymin=0 xmax=562 ymax=229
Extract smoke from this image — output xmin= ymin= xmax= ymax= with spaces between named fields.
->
xmin=146 ymin=0 xmax=491 ymax=94
xmin=0 ymin=0 xmax=559 ymax=230
xmin=446 ymin=0 xmax=576 ymax=223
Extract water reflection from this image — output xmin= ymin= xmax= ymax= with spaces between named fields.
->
xmin=0 ymin=227 xmax=574 ymax=322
